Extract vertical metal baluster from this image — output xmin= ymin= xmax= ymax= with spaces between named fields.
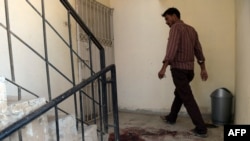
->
xmin=80 ymin=91 xmax=85 ymax=141
xmin=111 ymin=67 xmax=120 ymax=141
xmin=67 ymin=10 xmax=79 ymax=130
xmin=97 ymin=78 xmax=103 ymax=141
xmin=88 ymin=36 xmax=96 ymax=123
xmin=4 ymin=0 xmax=15 ymax=82
xmin=55 ymin=107 xmax=60 ymax=141
xmin=41 ymin=0 xmax=52 ymax=101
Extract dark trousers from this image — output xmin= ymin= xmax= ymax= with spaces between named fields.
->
xmin=168 ymin=68 xmax=207 ymax=133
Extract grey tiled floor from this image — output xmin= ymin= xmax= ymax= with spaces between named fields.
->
xmin=110 ymin=111 xmax=224 ymax=141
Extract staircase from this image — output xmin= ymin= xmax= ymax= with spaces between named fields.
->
xmin=0 ymin=64 xmax=119 ymax=141
xmin=0 ymin=95 xmax=101 ymax=141
xmin=0 ymin=0 xmax=120 ymax=140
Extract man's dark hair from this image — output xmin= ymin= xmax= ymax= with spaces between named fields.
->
xmin=162 ymin=7 xmax=181 ymax=19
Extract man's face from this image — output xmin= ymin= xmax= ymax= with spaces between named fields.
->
xmin=164 ymin=14 xmax=176 ymax=27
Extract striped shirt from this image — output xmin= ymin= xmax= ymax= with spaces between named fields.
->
xmin=163 ymin=20 xmax=205 ymax=70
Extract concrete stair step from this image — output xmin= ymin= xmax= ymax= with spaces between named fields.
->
xmin=0 ymin=77 xmax=102 ymax=141
xmin=47 ymin=115 xmax=103 ymax=141
xmin=0 ymin=97 xmax=46 ymax=131
xmin=1 ymin=98 xmax=101 ymax=141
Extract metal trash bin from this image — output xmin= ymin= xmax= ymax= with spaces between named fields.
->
xmin=210 ymin=88 xmax=233 ymax=125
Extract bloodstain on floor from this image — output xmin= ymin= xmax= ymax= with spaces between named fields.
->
xmin=108 ymin=127 xmax=191 ymax=141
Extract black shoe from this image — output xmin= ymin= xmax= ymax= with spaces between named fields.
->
xmin=205 ymin=123 xmax=218 ymax=128
xmin=190 ymin=129 xmax=208 ymax=138
xmin=160 ymin=115 xmax=176 ymax=125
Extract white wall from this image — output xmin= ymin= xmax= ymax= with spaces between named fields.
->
xmin=109 ymin=0 xmax=235 ymax=114
xmin=235 ymin=0 xmax=250 ymax=124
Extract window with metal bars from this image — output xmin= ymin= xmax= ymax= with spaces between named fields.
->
xmin=77 ymin=0 xmax=114 ymax=47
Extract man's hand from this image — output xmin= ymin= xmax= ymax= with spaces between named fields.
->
xmin=158 ymin=69 xmax=166 ymax=79
xmin=158 ymin=60 xmax=168 ymax=79
xmin=200 ymin=69 xmax=208 ymax=81
xmin=199 ymin=62 xmax=208 ymax=81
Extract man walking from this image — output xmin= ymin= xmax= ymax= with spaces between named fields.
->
xmin=158 ymin=7 xmax=208 ymax=138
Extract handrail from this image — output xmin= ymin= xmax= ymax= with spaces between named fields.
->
xmin=60 ymin=0 xmax=106 ymax=68
xmin=0 ymin=64 xmax=120 ymax=140
xmin=60 ymin=0 xmax=109 ymax=131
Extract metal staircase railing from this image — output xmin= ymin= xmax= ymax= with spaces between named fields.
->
xmin=0 ymin=64 xmax=120 ymax=141
xmin=0 ymin=0 xmax=120 ymax=140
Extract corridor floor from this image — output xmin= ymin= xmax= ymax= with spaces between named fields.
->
xmin=108 ymin=111 xmax=224 ymax=141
